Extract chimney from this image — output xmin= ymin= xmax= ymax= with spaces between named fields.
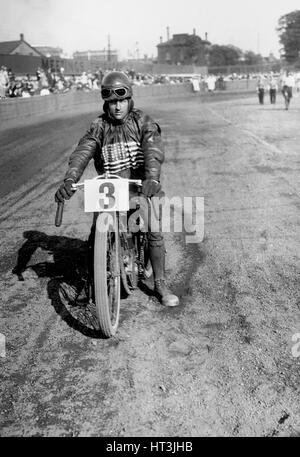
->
xmin=167 ymin=27 xmax=170 ymax=41
xmin=160 ymin=36 xmax=163 ymax=43
xmin=205 ymin=32 xmax=208 ymax=41
xmin=20 ymin=33 xmax=24 ymax=41
xmin=193 ymin=28 xmax=196 ymax=35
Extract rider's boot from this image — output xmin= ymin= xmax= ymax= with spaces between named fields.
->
xmin=149 ymin=244 xmax=179 ymax=307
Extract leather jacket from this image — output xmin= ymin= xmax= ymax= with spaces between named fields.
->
xmin=64 ymin=106 xmax=165 ymax=184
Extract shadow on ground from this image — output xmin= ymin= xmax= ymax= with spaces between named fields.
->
xmin=11 ymin=230 xmax=103 ymax=338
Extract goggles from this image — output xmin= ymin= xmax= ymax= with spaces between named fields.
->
xmin=101 ymin=86 xmax=131 ymax=99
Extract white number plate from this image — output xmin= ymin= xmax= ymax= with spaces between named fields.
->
xmin=84 ymin=179 xmax=129 ymax=212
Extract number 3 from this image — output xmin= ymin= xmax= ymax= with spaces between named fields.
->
xmin=99 ymin=182 xmax=116 ymax=209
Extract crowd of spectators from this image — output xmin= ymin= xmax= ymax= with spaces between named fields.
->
xmin=0 ymin=65 xmax=105 ymax=99
xmin=198 ymin=70 xmax=300 ymax=92
xmin=0 ymin=66 xmax=196 ymax=100
xmin=1 ymin=64 xmax=300 ymax=100
xmin=127 ymin=69 xmax=300 ymax=93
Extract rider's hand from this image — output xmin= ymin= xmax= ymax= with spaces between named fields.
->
xmin=55 ymin=179 xmax=75 ymax=203
xmin=142 ymin=179 xmax=161 ymax=197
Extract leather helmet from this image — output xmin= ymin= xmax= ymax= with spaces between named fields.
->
xmin=101 ymin=71 xmax=132 ymax=101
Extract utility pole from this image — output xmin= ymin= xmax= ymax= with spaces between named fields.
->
xmin=107 ymin=35 xmax=111 ymax=63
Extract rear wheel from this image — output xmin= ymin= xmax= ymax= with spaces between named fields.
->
xmin=94 ymin=213 xmax=120 ymax=337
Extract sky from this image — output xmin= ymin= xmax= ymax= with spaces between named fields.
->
xmin=0 ymin=0 xmax=299 ymax=59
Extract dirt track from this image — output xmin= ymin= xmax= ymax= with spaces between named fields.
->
xmin=0 ymin=91 xmax=300 ymax=437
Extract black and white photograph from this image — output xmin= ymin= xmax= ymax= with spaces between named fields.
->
xmin=0 ymin=0 xmax=300 ymax=441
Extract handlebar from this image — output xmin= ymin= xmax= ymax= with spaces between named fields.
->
xmin=55 ymin=201 xmax=64 ymax=227
xmin=71 ymin=175 xmax=142 ymax=190
xmin=55 ymin=175 xmax=142 ymax=227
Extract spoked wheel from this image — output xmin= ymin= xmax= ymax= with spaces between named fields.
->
xmin=125 ymin=235 xmax=139 ymax=290
xmin=119 ymin=233 xmax=138 ymax=295
xmin=94 ymin=212 xmax=120 ymax=337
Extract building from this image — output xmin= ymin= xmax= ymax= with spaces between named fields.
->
xmin=0 ymin=33 xmax=118 ymax=75
xmin=73 ymin=49 xmax=118 ymax=65
xmin=34 ymin=46 xmax=64 ymax=58
xmin=0 ymin=33 xmax=46 ymax=74
xmin=157 ymin=30 xmax=210 ymax=66
xmin=0 ymin=33 xmax=42 ymax=57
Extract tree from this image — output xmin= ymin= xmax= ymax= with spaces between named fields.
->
xmin=243 ymin=50 xmax=264 ymax=65
xmin=277 ymin=10 xmax=300 ymax=63
xmin=185 ymin=35 xmax=208 ymax=65
xmin=208 ymin=45 xmax=242 ymax=67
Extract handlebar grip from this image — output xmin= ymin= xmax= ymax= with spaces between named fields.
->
xmin=55 ymin=201 xmax=64 ymax=227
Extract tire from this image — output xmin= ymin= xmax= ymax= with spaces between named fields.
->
xmin=94 ymin=212 xmax=120 ymax=337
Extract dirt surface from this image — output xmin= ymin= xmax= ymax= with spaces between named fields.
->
xmin=0 ymin=91 xmax=299 ymax=437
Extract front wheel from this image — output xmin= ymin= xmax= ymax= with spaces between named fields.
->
xmin=94 ymin=212 xmax=120 ymax=337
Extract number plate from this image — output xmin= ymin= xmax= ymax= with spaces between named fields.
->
xmin=84 ymin=179 xmax=129 ymax=212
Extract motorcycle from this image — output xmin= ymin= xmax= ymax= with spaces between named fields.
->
xmin=55 ymin=173 xmax=152 ymax=337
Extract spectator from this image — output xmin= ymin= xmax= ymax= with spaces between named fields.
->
xmin=268 ymin=73 xmax=278 ymax=104
xmin=7 ymin=68 xmax=16 ymax=97
xmin=206 ymin=75 xmax=216 ymax=92
xmin=39 ymin=69 xmax=49 ymax=90
xmin=46 ymin=69 xmax=56 ymax=92
xmin=36 ymin=67 xmax=42 ymax=81
xmin=217 ymin=75 xmax=225 ymax=90
xmin=257 ymin=76 xmax=266 ymax=104
xmin=31 ymin=78 xmax=39 ymax=95
xmin=191 ymin=76 xmax=200 ymax=92
xmin=80 ymin=71 xmax=89 ymax=89
xmin=280 ymin=70 xmax=296 ymax=99
xmin=0 ymin=65 xmax=9 ymax=99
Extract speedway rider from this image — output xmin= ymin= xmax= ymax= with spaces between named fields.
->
xmin=55 ymin=71 xmax=179 ymax=307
